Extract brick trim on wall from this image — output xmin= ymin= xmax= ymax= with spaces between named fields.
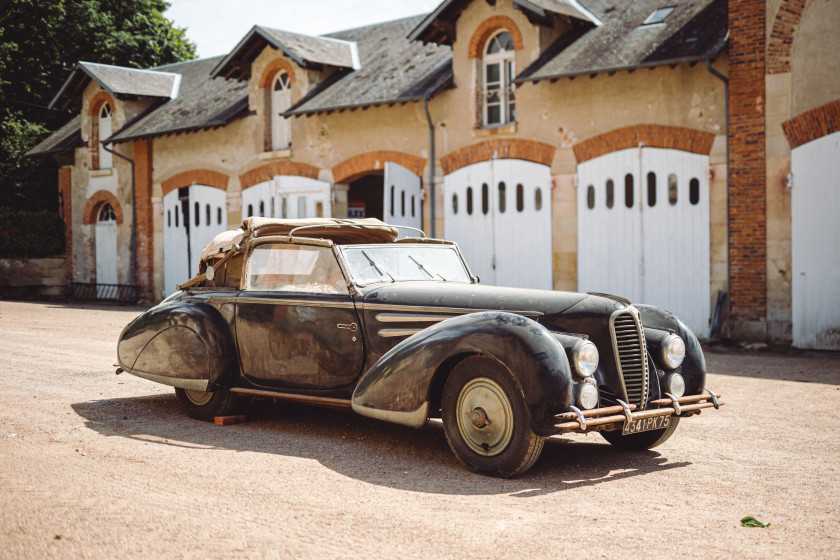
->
xmin=133 ymin=139 xmax=154 ymax=301
xmin=258 ymin=59 xmax=297 ymax=88
xmin=240 ymin=162 xmax=321 ymax=189
xmin=767 ymin=0 xmax=807 ymax=75
xmin=87 ymin=91 xmax=115 ymax=116
xmin=439 ymin=139 xmax=555 ymax=174
xmin=58 ymin=167 xmax=72 ymax=281
xmin=781 ymin=98 xmax=840 ymax=149
xmin=332 ymin=151 xmax=426 ymax=184
xmin=161 ymin=169 xmax=230 ymax=196
xmin=467 ymin=16 xmax=524 ymax=58
xmin=82 ymin=190 xmax=124 ymax=225
xmin=87 ymin=92 xmax=116 ymax=171
xmin=572 ymin=125 xmax=717 ymax=163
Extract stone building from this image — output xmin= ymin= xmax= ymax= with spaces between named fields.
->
xmin=26 ymin=0 xmax=840 ymax=349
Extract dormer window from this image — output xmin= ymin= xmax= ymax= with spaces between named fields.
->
xmin=271 ymin=72 xmax=292 ymax=150
xmin=98 ymin=103 xmax=112 ymax=169
xmin=483 ymin=31 xmax=516 ymax=127
xmin=642 ymin=7 xmax=674 ymax=26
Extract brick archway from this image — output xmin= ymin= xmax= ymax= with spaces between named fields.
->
xmin=82 ymin=190 xmax=124 ymax=225
xmin=781 ymin=98 xmax=840 ymax=148
xmin=332 ymin=151 xmax=426 ymax=184
xmin=88 ymin=91 xmax=115 ymax=116
xmin=258 ymin=59 xmax=297 ymax=88
xmin=767 ymin=0 xmax=809 ymax=75
xmin=239 ymin=162 xmax=321 ymax=190
xmin=467 ymin=16 xmax=524 ymax=58
xmin=572 ymin=125 xmax=716 ymax=163
xmin=439 ymin=139 xmax=555 ymax=174
xmin=161 ymin=169 xmax=230 ymax=197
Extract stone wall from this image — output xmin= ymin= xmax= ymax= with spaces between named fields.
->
xmin=0 ymin=257 xmax=67 ymax=299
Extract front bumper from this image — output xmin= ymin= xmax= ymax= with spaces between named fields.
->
xmin=554 ymin=389 xmax=723 ymax=433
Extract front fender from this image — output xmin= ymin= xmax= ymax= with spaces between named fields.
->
xmin=117 ymin=299 xmax=238 ymax=391
xmin=351 ymin=311 xmax=573 ymax=435
xmin=635 ymin=304 xmax=706 ymax=395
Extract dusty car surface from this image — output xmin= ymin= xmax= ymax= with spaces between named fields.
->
xmin=117 ymin=217 xmax=723 ymax=477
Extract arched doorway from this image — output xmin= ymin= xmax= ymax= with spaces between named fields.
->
xmin=95 ymin=202 xmax=118 ymax=298
xmin=347 ymin=163 xmax=421 ymax=235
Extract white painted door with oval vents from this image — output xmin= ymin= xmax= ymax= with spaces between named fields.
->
xmin=577 ymin=147 xmax=710 ymax=337
xmin=384 ymin=162 xmax=422 ymax=238
xmin=95 ymin=203 xmax=118 ymax=298
xmin=443 ymin=159 xmax=552 ymax=289
xmin=241 ymin=176 xmax=331 ymax=221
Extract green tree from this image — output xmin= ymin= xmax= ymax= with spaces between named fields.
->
xmin=0 ymin=0 xmax=196 ymax=211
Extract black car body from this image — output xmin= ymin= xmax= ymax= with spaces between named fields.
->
xmin=117 ymin=218 xmax=722 ymax=477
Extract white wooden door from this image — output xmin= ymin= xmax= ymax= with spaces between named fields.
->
xmin=241 ymin=181 xmax=274 ymax=218
xmin=188 ymin=185 xmax=227 ymax=277
xmin=577 ymin=148 xmax=710 ymax=337
xmin=443 ymin=159 xmax=552 ymax=288
xmin=384 ymin=162 xmax=422 ymax=238
xmin=791 ymin=131 xmax=840 ymax=349
xmin=276 ymin=176 xmax=331 ymax=218
xmin=95 ymin=204 xmax=118 ymax=298
xmin=163 ymin=189 xmax=189 ymax=296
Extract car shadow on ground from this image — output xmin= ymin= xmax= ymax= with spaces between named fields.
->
xmin=72 ymin=392 xmax=690 ymax=496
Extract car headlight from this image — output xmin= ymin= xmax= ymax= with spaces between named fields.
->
xmin=660 ymin=334 xmax=685 ymax=369
xmin=578 ymin=382 xmax=599 ymax=410
xmin=572 ymin=340 xmax=599 ymax=378
xmin=666 ymin=373 xmax=685 ymax=398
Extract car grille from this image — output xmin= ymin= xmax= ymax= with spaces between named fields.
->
xmin=611 ymin=310 xmax=649 ymax=409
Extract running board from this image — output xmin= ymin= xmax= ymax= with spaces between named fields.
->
xmin=229 ymin=387 xmax=352 ymax=410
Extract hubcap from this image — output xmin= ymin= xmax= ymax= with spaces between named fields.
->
xmin=184 ymin=389 xmax=213 ymax=406
xmin=456 ymin=377 xmax=514 ymax=456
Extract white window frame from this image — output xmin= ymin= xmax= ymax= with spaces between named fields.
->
xmin=98 ymin=103 xmax=113 ymax=169
xmin=271 ymin=72 xmax=292 ymax=150
xmin=482 ymin=31 xmax=516 ymax=127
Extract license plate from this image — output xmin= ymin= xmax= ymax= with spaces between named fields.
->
xmin=622 ymin=415 xmax=671 ymax=435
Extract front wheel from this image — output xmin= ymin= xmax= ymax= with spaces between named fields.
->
xmin=599 ymin=415 xmax=680 ymax=449
xmin=441 ymin=357 xmax=545 ymax=477
xmin=174 ymin=387 xmax=245 ymax=422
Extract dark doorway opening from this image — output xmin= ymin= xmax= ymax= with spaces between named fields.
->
xmin=347 ymin=172 xmax=383 ymax=220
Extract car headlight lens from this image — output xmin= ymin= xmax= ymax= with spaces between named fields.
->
xmin=578 ymin=382 xmax=599 ymax=410
xmin=573 ymin=340 xmax=599 ymax=378
xmin=666 ymin=373 xmax=686 ymax=398
xmin=661 ymin=334 xmax=685 ymax=369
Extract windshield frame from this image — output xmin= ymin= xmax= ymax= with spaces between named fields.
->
xmin=336 ymin=243 xmax=476 ymax=287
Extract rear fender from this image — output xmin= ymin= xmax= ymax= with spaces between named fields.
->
xmin=117 ymin=300 xmax=238 ymax=391
xmin=351 ymin=311 xmax=573 ymax=436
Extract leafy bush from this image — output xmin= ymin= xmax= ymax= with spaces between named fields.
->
xmin=0 ymin=207 xmax=65 ymax=258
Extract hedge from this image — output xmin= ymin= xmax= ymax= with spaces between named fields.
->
xmin=0 ymin=207 xmax=66 ymax=258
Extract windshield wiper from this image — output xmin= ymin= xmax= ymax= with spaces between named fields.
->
xmin=409 ymin=255 xmax=445 ymax=281
xmin=361 ymin=250 xmax=394 ymax=282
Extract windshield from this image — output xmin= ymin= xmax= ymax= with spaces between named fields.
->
xmin=341 ymin=245 xmax=472 ymax=285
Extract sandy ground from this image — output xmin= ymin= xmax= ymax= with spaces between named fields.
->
xmin=0 ymin=300 xmax=838 ymax=559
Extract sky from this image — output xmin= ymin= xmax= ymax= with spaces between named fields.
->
xmin=165 ymin=0 xmax=443 ymax=59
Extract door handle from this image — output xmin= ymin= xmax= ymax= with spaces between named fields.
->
xmin=337 ymin=323 xmax=358 ymax=332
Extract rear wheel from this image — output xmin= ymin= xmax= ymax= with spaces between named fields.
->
xmin=441 ymin=357 xmax=545 ymax=477
xmin=600 ymin=415 xmax=680 ymax=449
xmin=174 ymin=387 xmax=244 ymax=422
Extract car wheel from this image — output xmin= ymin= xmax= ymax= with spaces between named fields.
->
xmin=441 ymin=356 xmax=545 ymax=477
xmin=174 ymin=387 xmax=244 ymax=422
xmin=599 ymin=415 xmax=680 ymax=449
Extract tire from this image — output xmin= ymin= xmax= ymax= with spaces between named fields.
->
xmin=174 ymin=387 xmax=245 ymax=422
xmin=441 ymin=356 xmax=545 ymax=477
xmin=599 ymin=415 xmax=680 ymax=450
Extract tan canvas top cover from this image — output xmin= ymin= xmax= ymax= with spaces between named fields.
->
xmin=200 ymin=218 xmax=400 ymax=262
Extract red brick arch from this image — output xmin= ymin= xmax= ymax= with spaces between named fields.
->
xmin=572 ymin=125 xmax=716 ymax=163
xmin=88 ymin=91 xmax=115 ymax=116
xmin=467 ymin=16 xmax=524 ymax=59
xmin=161 ymin=169 xmax=230 ymax=197
xmin=767 ymin=0 xmax=808 ymax=75
xmin=82 ymin=190 xmax=123 ymax=225
xmin=781 ymin=98 xmax=840 ymax=148
xmin=332 ymin=151 xmax=426 ymax=184
xmin=239 ymin=162 xmax=321 ymax=190
xmin=439 ymin=139 xmax=555 ymax=174
xmin=258 ymin=58 xmax=296 ymax=88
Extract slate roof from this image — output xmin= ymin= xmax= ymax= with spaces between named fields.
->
xmin=107 ymin=56 xmax=249 ymax=144
xmin=25 ymin=115 xmax=83 ymax=157
xmin=49 ymin=61 xmax=181 ymax=110
xmin=286 ymin=16 xmax=453 ymax=116
xmin=517 ymin=0 xmax=728 ymax=82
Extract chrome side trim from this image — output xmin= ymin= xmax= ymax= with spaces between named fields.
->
xmin=375 ymin=313 xmax=455 ymax=323
xmin=362 ymin=303 xmax=542 ymax=318
xmin=378 ymin=328 xmax=423 ymax=338
xmin=236 ymin=296 xmax=356 ymax=309
xmin=351 ymin=400 xmax=430 ymax=428
xmin=126 ymin=370 xmax=209 ymax=391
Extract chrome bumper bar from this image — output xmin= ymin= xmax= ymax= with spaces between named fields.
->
xmin=554 ymin=389 xmax=724 ymax=433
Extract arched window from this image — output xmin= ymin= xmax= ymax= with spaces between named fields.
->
xmin=271 ymin=72 xmax=292 ymax=150
xmin=97 ymin=203 xmax=116 ymax=223
xmin=483 ymin=31 xmax=515 ymax=127
xmin=98 ymin=103 xmax=113 ymax=169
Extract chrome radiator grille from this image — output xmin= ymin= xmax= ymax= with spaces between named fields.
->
xmin=611 ymin=310 xmax=649 ymax=409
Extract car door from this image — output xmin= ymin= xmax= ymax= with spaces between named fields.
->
xmin=235 ymin=241 xmax=364 ymax=390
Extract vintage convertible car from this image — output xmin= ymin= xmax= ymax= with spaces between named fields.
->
xmin=117 ymin=217 xmax=723 ymax=477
